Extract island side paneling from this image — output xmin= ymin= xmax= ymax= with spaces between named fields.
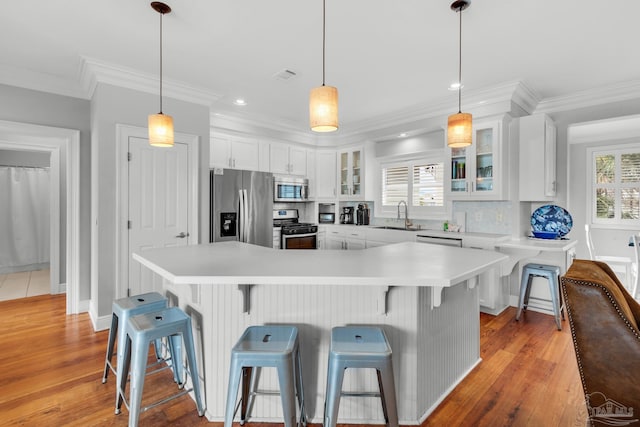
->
xmin=162 ymin=280 xmax=480 ymax=424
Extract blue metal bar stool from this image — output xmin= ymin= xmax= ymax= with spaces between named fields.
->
xmin=324 ymin=326 xmax=398 ymax=427
xmin=516 ymin=263 xmax=564 ymax=330
xmin=116 ymin=306 xmax=205 ymax=427
xmin=102 ymin=292 xmax=169 ymax=385
xmin=224 ymin=325 xmax=305 ymax=427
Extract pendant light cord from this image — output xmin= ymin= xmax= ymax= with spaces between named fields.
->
xmin=159 ymin=11 xmax=164 ymax=114
xmin=457 ymin=5 xmax=462 ymax=114
xmin=322 ymin=0 xmax=326 ymax=87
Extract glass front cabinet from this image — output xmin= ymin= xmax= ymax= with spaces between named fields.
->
xmin=446 ymin=116 xmax=510 ymax=200
xmin=339 ymin=147 xmax=362 ymax=199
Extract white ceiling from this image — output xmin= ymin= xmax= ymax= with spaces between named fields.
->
xmin=1 ymin=0 xmax=639 ymax=137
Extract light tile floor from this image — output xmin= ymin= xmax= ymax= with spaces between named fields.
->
xmin=0 ymin=269 xmax=50 ymax=301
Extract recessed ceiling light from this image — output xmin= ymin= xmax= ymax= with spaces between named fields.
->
xmin=234 ymin=98 xmax=247 ymax=106
xmin=398 ymin=133 xmax=408 ymax=138
xmin=448 ymin=82 xmax=463 ymax=91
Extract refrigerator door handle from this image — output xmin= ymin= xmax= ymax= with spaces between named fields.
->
xmin=238 ymin=189 xmax=245 ymax=242
xmin=242 ymin=189 xmax=249 ymax=243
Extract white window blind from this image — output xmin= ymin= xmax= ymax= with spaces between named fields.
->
xmin=592 ymin=147 xmax=640 ymax=223
xmin=413 ymin=163 xmax=444 ymax=207
xmin=382 ymin=165 xmax=408 ymax=206
xmin=380 ymin=157 xmax=445 ymax=217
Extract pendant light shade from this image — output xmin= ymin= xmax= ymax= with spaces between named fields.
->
xmin=447 ymin=112 xmax=472 ymax=148
xmin=447 ymin=0 xmax=472 ymax=148
xmin=149 ymin=2 xmax=174 ymax=147
xmin=148 ymin=113 xmax=174 ymax=147
xmin=310 ymin=0 xmax=338 ymax=132
xmin=310 ymin=85 xmax=338 ymax=132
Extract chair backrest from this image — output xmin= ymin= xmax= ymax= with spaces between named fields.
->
xmin=561 ymin=259 xmax=640 ymax=423
xmin=584 ymin=224 xmax=596 ymax=260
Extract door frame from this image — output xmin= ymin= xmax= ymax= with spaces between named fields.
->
xmin=116 ymin=124 xmax=199 ymax=299
xmin=0 ymin=120 xmax=80 ymax=314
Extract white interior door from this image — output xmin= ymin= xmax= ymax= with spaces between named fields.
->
xmin=128 ymin=137 xmax=189 ymax=296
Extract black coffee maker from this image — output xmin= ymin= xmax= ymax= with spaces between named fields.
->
xmin=340 ymin=207 xmax=354 ymax=224
xmin=356 ymin=204 xmax=370 ymax=225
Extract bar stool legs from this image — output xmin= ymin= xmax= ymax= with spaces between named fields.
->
xmin=116 ymin=307 xmax=204 ymax=427
xmin=516 ymin=263 xmax=564 ymax=330
xmin=324 ymin=326 xmax=398 ymax=427
xmin=102 ymin=292 xmax=167 ymax=385
xmin=225 ymin=325 xmax=305 ymax=427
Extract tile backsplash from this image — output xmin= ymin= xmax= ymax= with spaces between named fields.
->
xmin=452 ymin=201 xmax=512 ymax=234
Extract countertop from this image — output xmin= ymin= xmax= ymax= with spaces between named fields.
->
xmin=497 ymin=237 xmax=578 ymax=252
xmin=133 ymin=241 xmax=507 ymax=288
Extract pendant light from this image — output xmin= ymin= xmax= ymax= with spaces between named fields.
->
xmin=310 ymin=0 xmax=338 ymax=132
xmin=447 ymin=0 xmax=472 ymax=148
xmin=148 ymin=2 xmax=174 ymax=147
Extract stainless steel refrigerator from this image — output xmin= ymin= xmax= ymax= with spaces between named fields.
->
xmin=210 ymin=169 xmax=274 ymax=248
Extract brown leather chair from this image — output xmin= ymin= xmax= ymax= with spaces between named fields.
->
xmin=561 ymin=259 xmax=640 ymax=425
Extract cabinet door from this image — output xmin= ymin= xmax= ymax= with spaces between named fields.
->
xmin=326 ymin=235 xmax=344 ymax=250
xmin=447 ymin=120 xmax=504 ymax=200
xmin=316 ymin=150 xmax=337 ymax=198
xmin=339 ymin=151 xmax=350 ymax=196
xmin=345 ymin=237 xmax=366 ymax=250
xmin=270 ymin=144 xmax=290 ymax=174
xmin=473 ymin=126 xmax=496 ymax=194
xmin=519 ymin=114 xmax=557 ymax=201
xmin=210 ymin=137 xmax=231 ymax=168
xmin=351 ymin=149 xmax=362 ymax=197
xmin=232 ymin=138 xmax=260 ymax=171
xmin=338 ymin=148 xmax=364 ymax=199
xmin=289 ymin=146 xmax=307 ymax=176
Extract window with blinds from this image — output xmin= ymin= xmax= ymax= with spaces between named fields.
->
xmin=592 ymin=147 xmax=640 ymax=223
xmin=381 ymin=158 xmax=444 ymax=217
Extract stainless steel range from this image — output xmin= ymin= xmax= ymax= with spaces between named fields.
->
xmin=273 ymin=209 xmax=318 ymax=249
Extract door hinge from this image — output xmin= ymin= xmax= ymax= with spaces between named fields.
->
xmin=128 ymin=220 xmax=131 ymax=229
xmin=128 ymin=152 xmax=132 ymax=161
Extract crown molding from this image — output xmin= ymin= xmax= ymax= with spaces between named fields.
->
xmin=79 ymin=57 xmax=222 ymax=107
xmin=535 ymin=79 xmax=640 ymax=114
xmin=0 ymin=64 xmax=86 ymax=100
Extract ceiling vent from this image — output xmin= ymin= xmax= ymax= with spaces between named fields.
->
xmin=273 ymin=69 xmax=297 ymax=81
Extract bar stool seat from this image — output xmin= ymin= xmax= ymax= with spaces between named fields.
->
xmin=324 ymin=326 xmax=398 ymax=427
xmin=224 ymin=325 xmax=305 ymax=427
xmin=102 ymin=292 xmax=169 ymax=385
xmin=516 ymin=263 xmax=564 ymax=330
xmin=116 ymin=306 xmax=204 ymax=427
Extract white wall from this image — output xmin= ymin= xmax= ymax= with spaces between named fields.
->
xmin=90 ymin=83 xmax=210 ymax=319
xmin=0 ymin=84 xmax=91 ymax=298
xmin=551 ymin=99 xmax=640 ymax=260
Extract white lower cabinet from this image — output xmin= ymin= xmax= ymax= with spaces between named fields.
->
xmin=324 ymin=226 xmax=366 ymax=250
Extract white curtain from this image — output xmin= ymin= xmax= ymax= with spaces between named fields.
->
xmin=0 ymin=166 xmax=50 ymax=273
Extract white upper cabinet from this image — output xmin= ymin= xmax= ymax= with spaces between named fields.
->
xmin=339 ymin=147 xmax=363 ymax=199
xmin=315 ymin=149 xmax=337 ymax=198
xmin=519 ymin=113 xmax=557 ymax=201
xmin=270 ymin=143 xmax=307 ymax=176
xmin=210 ymin=135 xmax=262 ymax=171
xmin=446 ymin=116 xmax=510 ymax=200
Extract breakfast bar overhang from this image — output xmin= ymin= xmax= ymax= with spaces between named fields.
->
xmin=133 ymin=241 xmax=508 ymax=424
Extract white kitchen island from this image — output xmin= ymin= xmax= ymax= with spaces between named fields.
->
xmin=133 ymin=241 xmax=507 ymax=425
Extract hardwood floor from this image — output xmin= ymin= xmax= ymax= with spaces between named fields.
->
xmin=0 ymin=294 xmax=587 ymax=426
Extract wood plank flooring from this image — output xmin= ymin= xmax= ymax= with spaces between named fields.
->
xmin=0 ymin=294 xmax=587 ymax=426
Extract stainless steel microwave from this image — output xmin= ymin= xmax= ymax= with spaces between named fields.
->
xmin=273 ymin=176 xmax=309 ymax=202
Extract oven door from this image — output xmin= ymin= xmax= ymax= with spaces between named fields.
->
xmin=282 ymin=232 xmax=317 ymax=249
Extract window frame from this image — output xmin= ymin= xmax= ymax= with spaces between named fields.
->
xmin=587 ymin=143 xmax=640 ymax=226
xmin=378 ymin=153 xmax=447 ymax=219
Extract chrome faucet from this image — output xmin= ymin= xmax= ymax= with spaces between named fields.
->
xmin=397 ymin=200 xmax=411 ymax=229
